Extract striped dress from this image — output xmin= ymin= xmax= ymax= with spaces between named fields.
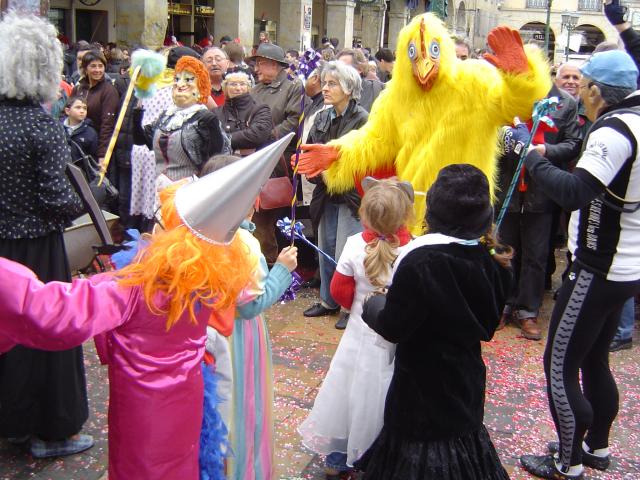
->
xmin=227 ymin=223 xmax=292 ymax=480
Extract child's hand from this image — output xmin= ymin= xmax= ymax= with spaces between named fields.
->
xmin=276 ymin=246 xmax=298 ymax=272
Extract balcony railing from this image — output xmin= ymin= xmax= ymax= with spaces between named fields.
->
xmin=578 ymin=0 xmax=601 ymax=11
xmin=526 ymin=0 xmax=549 ymax=9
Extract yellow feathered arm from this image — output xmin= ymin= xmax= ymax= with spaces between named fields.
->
xmin=321 ymin=14 xmax=550 ymax=234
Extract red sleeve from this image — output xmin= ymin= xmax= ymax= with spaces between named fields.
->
xmin=330 ymin=271 xmax=356 ymax=310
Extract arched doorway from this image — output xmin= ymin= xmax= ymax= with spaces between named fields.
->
xmin=575 ymin=24 xmax=606 ymax=54
xmin=520 ymin=21 xmax=555 ymax=60
xmin=456 ymin=1 xmax=467 ymax=37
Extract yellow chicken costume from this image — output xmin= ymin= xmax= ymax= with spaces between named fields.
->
xmin=296 ymin=14 xmax=551 ymax=234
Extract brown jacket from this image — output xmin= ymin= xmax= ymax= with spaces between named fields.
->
xmin=250 ymin=69 xmax=303 ymax=141
xmin=72 ymin=77 xmax=120 ymax=158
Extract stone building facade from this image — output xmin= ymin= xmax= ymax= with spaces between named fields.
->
xmin=8 ymin=0 xmax=634 ymax=63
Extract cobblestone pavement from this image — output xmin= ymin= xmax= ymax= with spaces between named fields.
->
xmin=1 ymin=255 xmax=639 ymax=479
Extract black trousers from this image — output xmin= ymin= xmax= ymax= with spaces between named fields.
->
xmin=544 ymin=261 xmax=640 ymax=468
xmin=0 ymin=233 xmax=88 ymax=440
xmin=500 ymin=212 xmax=552 ymax=316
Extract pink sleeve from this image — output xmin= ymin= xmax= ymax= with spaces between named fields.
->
xmin=0 ymin=258 xmax=133 ymax=353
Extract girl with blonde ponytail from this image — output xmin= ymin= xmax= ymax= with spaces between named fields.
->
xmin=298 ymin=178 xmax=414 ymax=479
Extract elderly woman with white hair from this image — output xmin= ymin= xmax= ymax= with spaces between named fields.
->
xmin=214 ymin=67 xmax=274 ymax=154
xmin=0 ymin=13 xmax=92 ymax=457
xmin=302 ymin=61 xmax=369 ymax=331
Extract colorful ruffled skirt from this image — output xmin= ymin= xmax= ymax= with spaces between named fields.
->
xmin=227 ymin=315 xmax=274 ymax=480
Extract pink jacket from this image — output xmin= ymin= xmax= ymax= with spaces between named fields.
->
xmin=0 ymin=258 xmax=210 ymax=479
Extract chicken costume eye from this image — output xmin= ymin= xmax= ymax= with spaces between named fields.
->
xmin=429 ymin=41 xmax=440 ymax=59
xmin=408 ymin=42 xmax=417 ymax=60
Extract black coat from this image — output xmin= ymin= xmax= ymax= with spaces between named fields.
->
xmin=498 ymin=85 xmax=583 ymax=213
xmin=308 ymin=100 xmax=368 ymax=227
xmin=214 ymin=93 xmax=274 ymax=152
xmin=363 ymin=243 xmax=512 ymax=441
xmin=0 ymin=98 xmax=81 ymax=239
xmin=132 ymin=107 xmax=230 ymax=173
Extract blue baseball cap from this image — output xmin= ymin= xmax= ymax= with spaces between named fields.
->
xmin=580 ymin=50 xmax=639 ymax=89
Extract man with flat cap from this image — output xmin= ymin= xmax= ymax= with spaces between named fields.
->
xmin=250 ymin=42 xmax=304 ymax=263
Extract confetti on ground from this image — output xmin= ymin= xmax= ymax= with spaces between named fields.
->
xmin=1 ymin=259 xmax=639 ymax=479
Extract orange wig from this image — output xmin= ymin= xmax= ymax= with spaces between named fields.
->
xmin=175 ymin=55 xmax=211 ymax=104
xmin=116 ymin=184 xmax=251 ymax=330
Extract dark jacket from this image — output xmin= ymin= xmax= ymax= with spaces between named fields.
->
xmin=498 ymin=85 xmax=582 ymax=213
xmin=214 ymin=93 xmax=274 ymax=152
xmin=359 ymin=78 xmax=384 ymax=112
xmin=363 ymin=243 xmax=512 ymax=440
xmin=304 ymin=91 xmax=325 ymax=118
xmin=132 ymin=107 xmax=229 ymax=173
xmin=64 ymin=119 xmax=98 ymax=162
xmin=620 ymin=27 xmax=640 ymax=88
xmin=0 ymin=98 xmax=82 ymax=239
xmin=114 ymin=94 xmax=137 ymax=169
xmin=72 ymin=77 xmax=121 ymax=158
xmin=308 ymin=100 xmax=368 ymax=227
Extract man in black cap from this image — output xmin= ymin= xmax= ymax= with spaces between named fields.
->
xmin=250 ymin=42 xmax=304 ymax=263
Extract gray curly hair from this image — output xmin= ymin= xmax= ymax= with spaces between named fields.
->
xmin=0 ymin=12 xmax=63 ymax=102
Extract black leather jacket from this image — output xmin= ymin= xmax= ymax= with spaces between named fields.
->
xmin=132 ymin=107 xmax=231 ymax=172
xmin=308 ymin=99 xmax=368 ymax=227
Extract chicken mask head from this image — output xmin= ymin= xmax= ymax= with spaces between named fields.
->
xmin=398 ymin=13 xmax=454 ymax=91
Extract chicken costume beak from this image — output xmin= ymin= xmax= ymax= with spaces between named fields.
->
xmin=411 ymin=18 xmax=440 ymax=90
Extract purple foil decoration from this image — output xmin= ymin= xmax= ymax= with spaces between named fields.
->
xmin=279 ymin=271 xmax=303 ymax=303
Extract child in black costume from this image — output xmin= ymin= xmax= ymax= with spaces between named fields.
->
xmin=358 ymin=164 xmax=513 ymax=480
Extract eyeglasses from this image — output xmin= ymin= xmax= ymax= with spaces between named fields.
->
xmin=322 ymin=80 xmax=341 ymax=89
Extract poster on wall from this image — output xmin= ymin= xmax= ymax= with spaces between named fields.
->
xmin=303 ymin=4 xmax=312 ymax=31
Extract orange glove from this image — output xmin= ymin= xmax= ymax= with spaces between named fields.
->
xmin=483 ymin=27 xmax=529 ymax=75
xmin=290 ymin=144 xmax=339 ymax=178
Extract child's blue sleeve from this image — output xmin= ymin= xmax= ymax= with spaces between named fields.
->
xmin=236 ymin=259 xmax=292 ymax=319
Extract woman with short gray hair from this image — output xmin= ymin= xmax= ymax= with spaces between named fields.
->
xmin=321 ymin=61 xmax=363 ymax=102
xmin=303 ymin=61 xmax=368 ymax=337
xmin=0 ymin=12 xmax=92 ymax=458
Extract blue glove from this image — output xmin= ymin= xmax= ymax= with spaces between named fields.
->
xmin=498 ymin=124 xmax=530 ymax=162
xmin=604 ymin=0 xmax=627 ymax=26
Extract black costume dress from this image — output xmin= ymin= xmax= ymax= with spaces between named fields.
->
xmin=358 ymin=237 xmax=513 ymax=480
xmin=0 ymin=98 xmax=86 ymax=440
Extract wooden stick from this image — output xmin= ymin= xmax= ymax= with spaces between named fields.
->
xmin=98 ymin=65 xmax=142 ymax=186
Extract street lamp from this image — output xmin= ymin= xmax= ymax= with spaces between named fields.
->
xmin=561 ymin=11 xmax=580 ymax=62
xmin=544 ymin=0 xmax=553 ymax=59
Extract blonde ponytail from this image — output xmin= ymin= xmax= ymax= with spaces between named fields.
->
xmin=364 ymin=235 xmax=400 ymax=288
xmin=359 ymin=179 xmax=414 ymax=288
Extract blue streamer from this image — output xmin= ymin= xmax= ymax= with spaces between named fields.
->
xmin=495 ymin=97 xmax=559 ymax=230
xmin=277 ymin=218 xmax=337 ymax=266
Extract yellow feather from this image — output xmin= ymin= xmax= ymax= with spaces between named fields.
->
xmin=325 ymin=13 xmax=551 ymax=235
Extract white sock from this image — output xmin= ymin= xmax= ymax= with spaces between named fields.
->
xmin=554 ymin=458 xmax=584 ymax=476
xmin=583 ymin=441 xmax=609 ymax=457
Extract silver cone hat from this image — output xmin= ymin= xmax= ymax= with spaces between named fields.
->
xmin=175 ymin=132 xmax=295 ymax=244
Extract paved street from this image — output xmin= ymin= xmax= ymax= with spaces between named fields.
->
xmin=1 ymin=254 xmax=639 ymax=479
